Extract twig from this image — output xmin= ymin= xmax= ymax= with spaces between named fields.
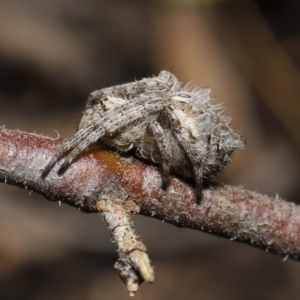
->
xmin=1 ymin=127 xmax=300 ymax=294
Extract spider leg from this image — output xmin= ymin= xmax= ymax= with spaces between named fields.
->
xmin=57 ymin=126 xmax=106 ymax=174
xmin=192 ymin=161 xmax=203 ymax=204
xmin=146 ymin=120 xmax=172 ymax=189
xmin=42 ymin=125 xmax=104 ymax=177
xmin=102 ymin=104 xmax=145 ymax=134
xmin=163 ymin=106 xmax=203 ymax=202
xmin=101 ymin=97 xmax=167 ymax=135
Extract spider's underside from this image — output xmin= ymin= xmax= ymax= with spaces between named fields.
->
xmin=42 ymin=71 xmax=245 ymax=201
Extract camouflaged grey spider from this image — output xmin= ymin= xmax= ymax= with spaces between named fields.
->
xmin=42 ymin=71 xmax=245 ymax=201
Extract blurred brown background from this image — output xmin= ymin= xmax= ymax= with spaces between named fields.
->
xmin=0 ymin=0 xmax=300 ymax=299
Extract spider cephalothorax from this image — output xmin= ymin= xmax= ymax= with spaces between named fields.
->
xmin=43 ymin=71 xmax=245 ymax=201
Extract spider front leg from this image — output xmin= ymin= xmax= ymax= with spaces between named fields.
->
xmin=57 ymin=127 xmax=106 ymax=174
xmin=42 ymin=125 xmax=105 ymax=176
xmin=43 ymin=103 xmax=147 ymax=177
xmin=163 ymin=106 xmax=203 ymax=202
xmin=41 ymin=123 xmax=118 ymax=177
xmin=143 ymin=120 xmax=172 ymax=189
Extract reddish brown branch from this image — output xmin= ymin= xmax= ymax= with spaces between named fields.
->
xmin=1 ymin=126 xmax=300 ymax=264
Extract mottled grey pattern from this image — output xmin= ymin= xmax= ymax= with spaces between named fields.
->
xmin=43 ymin=71 xmax=245 ymax=201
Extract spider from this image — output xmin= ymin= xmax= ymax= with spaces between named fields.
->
xmin=42 ymin=71 xmax=245 ymax=201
